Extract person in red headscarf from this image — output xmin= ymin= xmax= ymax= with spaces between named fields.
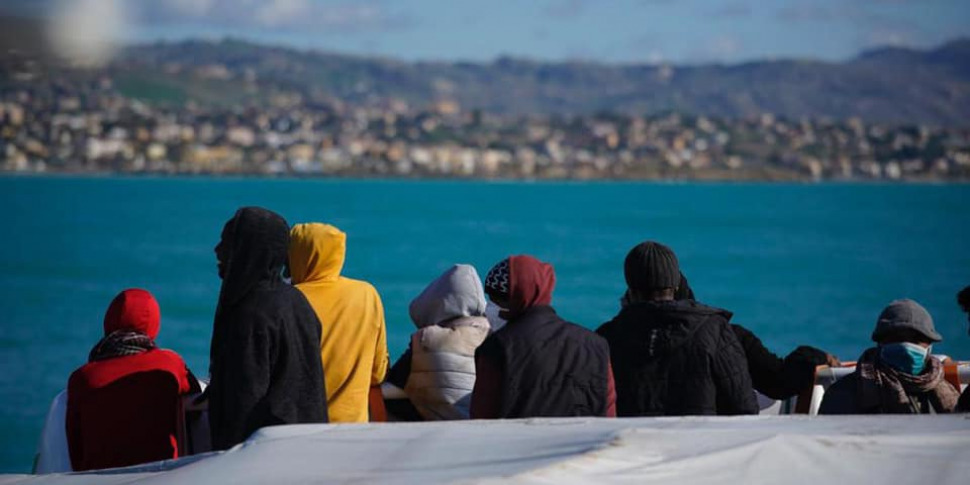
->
xmin=470 ymin=255 xmax=616 ymax=419
xmin=66 ymin=288 xmax=197 ymax=471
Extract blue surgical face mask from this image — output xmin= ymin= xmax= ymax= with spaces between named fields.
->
xmin=880 ymin=342 xmax=931 ymax=375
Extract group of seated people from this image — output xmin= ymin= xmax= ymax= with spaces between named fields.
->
xmin=63 ymin=206 xmax=970 ymax=471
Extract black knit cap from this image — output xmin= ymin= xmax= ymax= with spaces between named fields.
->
xmin=624 ymin=241 xmax=681 ymax=292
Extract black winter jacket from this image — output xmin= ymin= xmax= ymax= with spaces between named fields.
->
xmin=731 ymin=324 xmax=829 ymax=400
xmin=596 ymin=300 xmax=757 ymax=416
xmin=475 ymin=306 xmax=612 ymax=418
xmin=958 ymin=386 xmax=970 ymax=412
xmin=208 ymin=207 xmax=327 ymax=450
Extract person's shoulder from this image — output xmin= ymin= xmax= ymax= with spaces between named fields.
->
xmin=818 ymin=372 xmax=860 ymax=414
xmin=67 ymin=363 xmax=93 ymax=390
xmin=559 ymin=319 xmax=609 ymax=348
xmin=475 ymin=331 xmax=502 ymax=359
xmin=821 ymin=371 xmax=860 ymax=405
xmin=828 ymin=370 xmax=860 ymax=390
xmin=682 ymin=300 xmax=733 ymax=321
xmin=338 ymin=276 xmax=379 ymax=294
xmin=726 ymin=323 xmax=760 ymax=347
xmin=150 ymin=348 xmax=188 ymax=366
xmin=595 ymin=313 xmax=623 ymax=337
xmin=229 ymin=285 xmax=311 ymax=328
xmin=251 ymin=283 xmax=310 ymax=308
xmin=677 ymin=302 xmax=733 ymax=336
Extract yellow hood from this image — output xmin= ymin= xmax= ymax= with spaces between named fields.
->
xmin=289 ymin=223 xmax=347 ymax=284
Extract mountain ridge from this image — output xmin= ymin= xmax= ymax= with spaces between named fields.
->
xmin=107 ymin=37 xmax=970 ymax=126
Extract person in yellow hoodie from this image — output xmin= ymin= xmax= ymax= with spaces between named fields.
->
xmin=289 ymin=223 xmax=389 ymax=422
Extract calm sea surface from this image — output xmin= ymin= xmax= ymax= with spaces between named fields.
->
xmin=1 ymin=177 xmax=968 ymax=472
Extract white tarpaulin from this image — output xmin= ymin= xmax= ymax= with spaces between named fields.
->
xmin=4 ymin=415 xmax=970 ymax=484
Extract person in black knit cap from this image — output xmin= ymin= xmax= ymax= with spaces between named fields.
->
xmin=597 ymin=241 xmax=757 ymax=416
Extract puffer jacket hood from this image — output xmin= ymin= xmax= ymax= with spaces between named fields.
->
xmin=216 ymin=207 xmax=289 ymax=308
xmin=409 ymin=264 xmax=487 ymax=329
xmin=289 ymin=223 xmax=347 ymax=284
xmin=103 ymin=288 xmax=161 ymax=338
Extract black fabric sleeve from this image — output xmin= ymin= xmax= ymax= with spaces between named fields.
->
xmin=817 ymin=373 xmax=860 ymax=415
xmin=712 ymin=322 xmax=759 ymax=415
xmin=386 ymin=347 xmax=413 ymax=389
xmin=186 ymin=367 xmax=203 ymax=394
xmin=781 ymin=345 xmax=829 ymax=395
xmin=732 ymin=324 xmax=829 ymax=400
xmin=957 ymin=386 xmax=970 ymax=413
xmin=731 ymin=324 xmax=787 ymax=399
xmin=211 ymin=311 xmax=274 ymax=450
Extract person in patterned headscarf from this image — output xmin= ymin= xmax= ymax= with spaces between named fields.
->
xmin=471 ymin=255 xmax=615 ymax=418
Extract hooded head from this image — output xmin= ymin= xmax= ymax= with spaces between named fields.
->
xmin=484 ymin=255 xmax=555 ymax=318
xmin=103 ymin=288 xmax=161 ymax=338
xmin=288 ymin=223 xmax=347 ymax=284
xmin=409 ymin=264 xmax=487 ymax=328
xmin=215 ymin=207 xmax=289 ymax=307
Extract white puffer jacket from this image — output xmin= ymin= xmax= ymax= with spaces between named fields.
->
xmin=405 ymin=265 xmax=491 ymax=420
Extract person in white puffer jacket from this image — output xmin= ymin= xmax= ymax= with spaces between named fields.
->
xmin=402 ymin=264 xmax=491 ymax=420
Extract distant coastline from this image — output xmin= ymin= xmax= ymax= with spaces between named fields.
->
xmin=4 ymin=38 xmax=969 ymax=182
xmin=3 ymin=171 xmax=967 ymax=184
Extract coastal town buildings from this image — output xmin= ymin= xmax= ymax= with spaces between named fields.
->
xmin=2 ymin=61 xmax=968 ymax=181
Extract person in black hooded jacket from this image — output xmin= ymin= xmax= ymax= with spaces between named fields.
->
xmin=597 ymin=241 xmax=757 ymax=416
xmin=208 ymin=207 xmax=328 ymax=450
xmin=677 ymin=272 xmax=838 ymax=401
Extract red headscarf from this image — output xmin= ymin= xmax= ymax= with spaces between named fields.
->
xmin=67 ymin=289 xmax=192 ymax=471
xmin=103 ymin=288 xmax=161 ymax=338
xmin=507 ymin=255 xmax=556 ymax=317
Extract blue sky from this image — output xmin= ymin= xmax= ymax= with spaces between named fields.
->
xmin=5 ymin=0 xmax=970 ymax=64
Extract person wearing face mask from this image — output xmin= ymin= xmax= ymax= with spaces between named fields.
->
xmin=819 ymin=299 xmax=960 ymax=415
xmin=470 ymin=255 xmax=616 ymax=419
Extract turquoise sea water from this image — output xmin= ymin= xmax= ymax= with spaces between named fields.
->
xmin=0 ymin=176 xmax=968 ymax=472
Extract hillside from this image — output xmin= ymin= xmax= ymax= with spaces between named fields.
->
xmin=110 ymin=38 xmax=970 ymax=126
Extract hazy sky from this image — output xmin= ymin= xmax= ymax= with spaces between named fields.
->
xmin=4 ymin=0 xmax=970 ymax=64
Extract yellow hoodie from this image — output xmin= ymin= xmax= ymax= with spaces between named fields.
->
xmin=289 ymin=223 xmax=389 ymax=423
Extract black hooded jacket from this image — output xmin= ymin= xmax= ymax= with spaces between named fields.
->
xmin=208 ymin=207 xmax=327 ymax=450
xmin=677 ymin=273 xmax=828 ymax=400
xmin=596 ymin=300 xmax=757 ymax=416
